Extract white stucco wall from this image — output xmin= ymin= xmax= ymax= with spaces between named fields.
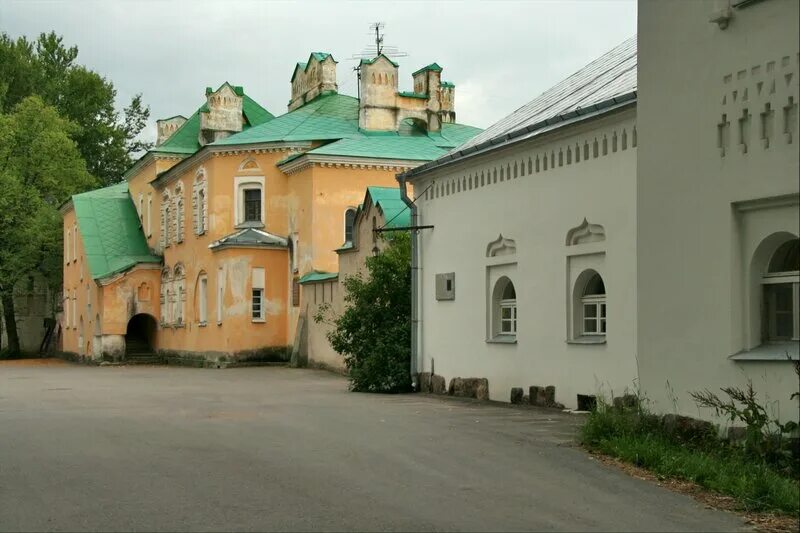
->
xmin=637 ymin=0 xmax=800 ymax=422
xmin=415 ymin=109 xmax=639 ymax=408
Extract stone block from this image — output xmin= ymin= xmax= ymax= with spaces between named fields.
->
xmin=529 ymin=386 xmax=547 ymax=406
xmin=544 ymin=386 xmax=556 ymax=406
xmin=613 ymin=393 xmax=639 ymax=410
xmin=430 ymin=374 xmax=447 ymax=395
xmin=418 ymin=372 xmax=432 ymax=393
xmin=661 ymin=414 xmax=715 ymax=443
xmin=448 ymin=377 xmax=490 ymax=400
xmin=510 ymin=387 xmax=524 ymax=404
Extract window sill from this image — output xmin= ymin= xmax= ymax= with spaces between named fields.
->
xmin=235 ymin=221 xmax=265 ymax=230
xmin=251 ymin=318 xmax=266 ymax=323
xmin=486 ymin=335 xmax=517 ymax=344
xmin=198 ymin=322 xmax=207 ymax=328
xmin=567 ymin=336 xmax=607 ymax=345
xmin=730 ymin=342 xmax=799 ymax=361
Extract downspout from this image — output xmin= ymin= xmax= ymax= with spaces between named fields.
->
xmin=398 ymin=174 xmax=419 ymax=389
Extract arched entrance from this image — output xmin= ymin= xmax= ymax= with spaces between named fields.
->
xmin=125 ymin=313 xmax=158 ymax=360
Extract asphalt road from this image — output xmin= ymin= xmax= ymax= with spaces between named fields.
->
xmin=0 ymin=360 xmax=747 ymax=532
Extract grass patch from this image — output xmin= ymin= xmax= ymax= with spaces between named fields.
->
xmin=582 ymin=405 xmax=800 ymax=515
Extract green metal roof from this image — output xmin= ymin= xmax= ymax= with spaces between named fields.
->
xmin=72 ymin=182 xmax=161 ymax=280
xmin=360 ymin=54 xmax=400 ymax=68
xmin=152 ymin=84 xmax=274 ymax=155
xmin=397 ymin=91 xmax=428 ymax=99
xmin=441 ymin=81 xmax=455 ymax=89
xmin=298 ymin=271 xmax=338 ymax=284
xmin=366 ymin=186 xmax=410 ymax=228
xmin=412 ymin=63 xmax=443 ymax=76
xmin=304 ymin=122 xmax=482 ymax=161
xmin=215 ymin=93 xmax=359 ymax=145
xmin=216 ymin=92 xmax=482 ymax=161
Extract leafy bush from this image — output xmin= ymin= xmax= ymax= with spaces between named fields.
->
xmin=314 ymin=233 xmax=412 ymax=393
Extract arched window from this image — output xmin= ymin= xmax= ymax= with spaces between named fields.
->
xmin=344 ymin=207 xmax=357 ymax=243
xmin=193 ymin=170 xmax=207 ymax=235
xmin=762 ymin=238 xmax=799 ymax=342
xmin=581 ymin=273 xmax=606 ymax=336
xmin=492 ymin=277 xmax=517 ymax=338
xmin=174 ymin=184 xmax=184 ymax=243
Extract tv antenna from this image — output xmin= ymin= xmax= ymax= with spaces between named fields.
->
xmin=349 ymin=22 xmax=408 ymax=99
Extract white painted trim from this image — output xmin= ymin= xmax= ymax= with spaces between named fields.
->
xmin=234 ymin=175 xmax=265 ymax=226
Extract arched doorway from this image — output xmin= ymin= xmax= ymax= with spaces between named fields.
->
xmin=125 ymin=313 xmax=158 ymax=359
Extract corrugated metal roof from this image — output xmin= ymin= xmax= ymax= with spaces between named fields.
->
xmin=455 ymin=35 xmax=636 ymax=154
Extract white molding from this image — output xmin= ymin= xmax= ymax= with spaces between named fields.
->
xmin=733 ymin=193 xmax=800 ymax=212
xmin=233 ymin=175 xmax=265 ymax=226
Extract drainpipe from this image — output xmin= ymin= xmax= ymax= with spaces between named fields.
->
xmin=398 ymin=174 xmax=419 ymax=389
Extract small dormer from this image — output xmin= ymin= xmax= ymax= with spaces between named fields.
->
xmin=199 ymin=83 xmax=245 ymax=146
xmin=288 ymin=52 xmax=338 ymax=111
xmin=156 ymin=115 xmax=187 ymax=146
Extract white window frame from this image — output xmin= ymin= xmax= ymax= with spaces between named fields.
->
xmin=581 ymin=295 xmax=607 ymax=336
xmin=72 ymin=224 xmax=77 ymax=262
xmin=234 ymin=176 xmax=265 ymax=227
xmin=198 ymin=275 xmax=208 ymax=325
xmin=138 ymin=193 xmax=144 ymax=223
xmin=217 ymin=268 xmax=224 ymax=324
xmin=252 ymin=288 xmax=265 ymax=322
xmin=761 ymin=274 xmax=800 ymax=342
xmin=251 ymin=267 xmax=265 ymax=322
xmin=65 ymin=230 xmax=70 ymax=264
xmin=147 ymin=193 xmax=153 ymax=237
xmin=499 ymin=299 xmax=517 ymax=335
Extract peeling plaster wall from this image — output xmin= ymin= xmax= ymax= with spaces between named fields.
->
xmin=304 ymin=197 xmax=395 ymax=370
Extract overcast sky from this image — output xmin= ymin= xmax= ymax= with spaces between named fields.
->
xmin=1 ymin=0 xmax=636 ymax=143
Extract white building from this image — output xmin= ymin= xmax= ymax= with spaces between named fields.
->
xmin=399 ymin=0 xmax=798 ymax=420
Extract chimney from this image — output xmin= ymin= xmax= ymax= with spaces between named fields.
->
xmin=199 ymin=83 xmax=244 ymax=146
xmin=358 ymin=55 xmax=400 ymax=131
xmin=156 ymin=116 xmax=187 ymax=146
xmin=289 ymin=53 xmax=338 ymax=111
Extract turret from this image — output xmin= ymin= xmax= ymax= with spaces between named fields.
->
xmin=199 ymin=83 xmax=244 ymax=146
xmin=289 ymin=52 xmax=338 ymax=111
xmin=358 ymin=54 xmax=400 ymax=131
xmin=156 ymin=115 xmax=187 ymax=146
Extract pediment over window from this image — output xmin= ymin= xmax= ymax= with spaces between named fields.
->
xmin=238 ymin=157 xmax=260 ymax=171
xmin=486 ymin=234 xmax=516 ymax=257
xmin=566 ymin=218 xmax=605 ymax=245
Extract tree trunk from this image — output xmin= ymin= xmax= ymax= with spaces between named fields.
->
xmin=1 ymin=291 xmax=21 ymax=354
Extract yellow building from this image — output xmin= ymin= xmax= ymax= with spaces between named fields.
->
xmin=60 ymin=52 xmax=480 ymax=366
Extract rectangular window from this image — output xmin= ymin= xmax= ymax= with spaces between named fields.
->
xmin=292 ymin=277 xmax=300 ymax=307
xmin=252 ymin=289 xmax=264 ymax=320
xmin=500 ymin=301 xmax=517 ymax=334
xmin=764 ymin=282 xmax=798 ymax=341
xmin=147 ymin=194 xmax=152 ymax=236
xmin=244 ymin=189 xmax=261 ymax=222
xmin=252 ymin=267 xmax=265 ymax=321
xmin=217 ymin=268 xmax=224 ymax=324
xmin=198 ymin=276 xmax=208 ymax=324
xmin=582 ymin=300 xmax=606 ymax=336
xmin=72 ymin=224 xmax=77 ymax=261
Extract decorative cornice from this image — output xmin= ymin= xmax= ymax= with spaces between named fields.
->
xmin=279 ymin=153 xmax=418 ymax=176
xmin=151 ymin=142 xmax=312 ymax=189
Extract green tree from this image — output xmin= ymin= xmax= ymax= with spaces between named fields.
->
xmin=0 ymin=96 xmax=93 ymax=353
xmin=315 ymin=234 xmax=412 ymax=393
xmin=0 ymin=31 xmax=151 ymax=186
